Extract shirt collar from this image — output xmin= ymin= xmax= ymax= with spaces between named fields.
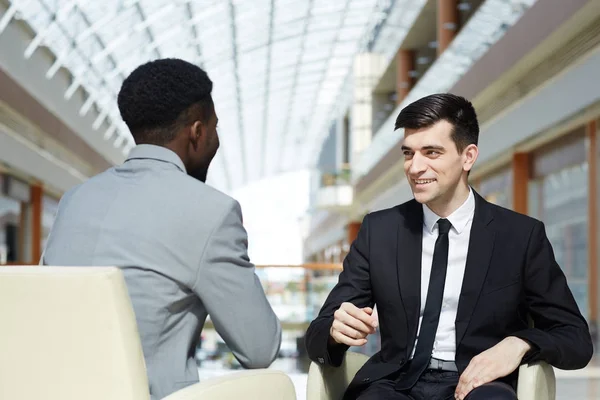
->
xmin=422 ymin=188 xmax=475 ymax=234
xmin=125 ymin=144 xmax=187 ymax=173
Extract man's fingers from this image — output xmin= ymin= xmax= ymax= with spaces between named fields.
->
xmin=458 ymin=371 xmax=490 ymax=400
xmin=342 ymin=303 xmax=378 ymax=328
xmin=456 ymin=361 xmax=478 ymax=399
xmin=457 ymin=362 xmax=496 ymax=400
xmin=335 ymin=310 xmax=375 ymax=334
xmin=330 ymin=303 xmax=376 ymax=347
xmin=330 ymin=328 xmax=368 ymax=347
xmin=470 ymin=365 xmax=494 ymax=388
xmin=459 ymin=362 xmax=476 ymax=386
xmin=332 ymin=319 xmax=368 ymax=339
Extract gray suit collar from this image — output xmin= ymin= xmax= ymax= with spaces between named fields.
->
xmin=126 ymin=144 xmax=187 ymax=173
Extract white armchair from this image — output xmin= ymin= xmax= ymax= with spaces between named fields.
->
xmin=0 ymin=266 xmax=296 ymax=400
xmin=163 ymin=369 xmax=296 ymax=400
xmin=307 ymin=351 xmax=555 ymax=400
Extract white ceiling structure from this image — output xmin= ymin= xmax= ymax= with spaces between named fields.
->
xmin=1 ymin=0 xmax=399 ymax=192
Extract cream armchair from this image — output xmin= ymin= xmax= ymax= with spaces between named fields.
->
xmin=0 ymin=266 xmax=296 ymax=400
xmin=307 ymin=351 xmax=555 ymax=400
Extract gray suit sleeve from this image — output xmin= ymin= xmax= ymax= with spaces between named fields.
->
xmin=193 ymin=199 xmax=282 ymax=368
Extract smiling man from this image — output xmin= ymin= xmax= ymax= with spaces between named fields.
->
xmin=305 ymin=93 xmax=593 ymax=400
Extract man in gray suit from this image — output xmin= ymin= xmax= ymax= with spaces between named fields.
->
xmin=42 ymin=59 xmax=282 ymax=399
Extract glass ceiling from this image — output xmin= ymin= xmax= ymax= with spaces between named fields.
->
xmin=3 ymin=0 xmax=390 ymax=192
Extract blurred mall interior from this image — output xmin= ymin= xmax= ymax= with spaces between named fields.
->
xmin=1 ymin=0 xmax=600 ymax=398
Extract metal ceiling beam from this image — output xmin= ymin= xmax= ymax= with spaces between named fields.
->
xmin=244 ymin=73 xmax=351 ymax=101
xmin=74 ymin=9 xmax=120 ymax=45
xmin=185 ymin=2 xmax=205 ymax=67
xmin=188 ymin=2 xmax=226 ymax=25
xmin=277 ymin=0 xmax=353 ymax=172
xmin=197 ymin=23 xmax=365 ymax=72
xmin=47 ymin=5 xmax=140 ymax=80
xmin=75 ymin=6 xmax=122 ymax=77
xmin=275 ymin=0 xmax=314 ymax=175
xmin=102 ymin=25 xmax=179 ymax=81
xmin=206 ymin=24 xmax=366 ymax=59
xmin=228 ymin=0 xmax=246 ymax=186
xmin=145 ymin=25 xmax=183 ymax=53
xmin=364 ymin=0 xmax=396 ymax=52
xmin=0 ymin=1 xmax=18 ymax=35
xmin=185 ymin=2 xmax=230 ymax=191
xmin=46 ymin=8 xmax=122 ymax=79
xmin=18 ymin=0 xmax=131 ymax=149
xmin=228 ymin=55 xmax=355 ymax=92
xmin=134 ymin=2 xmax=161 ymax=59
xmin=260 ymin=0 xmax=275 ymax=178
xmin=296 ymin=0 xmax=351 ymax=166
xmin=305 ymin=0 xmax=396 ymax=164
xmin=253 ymin=7 xmax=364 ymax=27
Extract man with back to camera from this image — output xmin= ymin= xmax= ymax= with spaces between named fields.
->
xmin=305 ymin=93 xmax=593 ymax=400
xmin=41 ymin=58 xmax=282 ymax=399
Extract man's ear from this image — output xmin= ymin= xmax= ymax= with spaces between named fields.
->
xmin=462 ymin=144 xmax=479 ymax=172
xmin=189 ymin=120 xmax=204 ymax=151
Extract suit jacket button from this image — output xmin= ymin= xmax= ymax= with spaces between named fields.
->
xmin=318 ymin=357 xmax=325 ymax=364
xmin=362 ymin=378 xmax=370 ymax=382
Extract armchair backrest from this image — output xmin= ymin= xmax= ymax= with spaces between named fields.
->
xmin=0 ymin=266 xmax=150 ymax=400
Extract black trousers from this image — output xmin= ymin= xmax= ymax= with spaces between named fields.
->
xmin=354 ymin=369 xmax=517 ymax=400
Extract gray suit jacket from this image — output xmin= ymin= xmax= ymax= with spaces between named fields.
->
xmin=42 ymin=145 xmax=282 ymax=400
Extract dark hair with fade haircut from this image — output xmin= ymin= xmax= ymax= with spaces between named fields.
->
xmin=394 ymin=93 xmax=479 ymax=152
xmin=117 ymin=58 xmax=214 ymax=145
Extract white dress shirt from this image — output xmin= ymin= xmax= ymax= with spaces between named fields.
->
xmin=411 ymin=189 xmax=475 ymax=361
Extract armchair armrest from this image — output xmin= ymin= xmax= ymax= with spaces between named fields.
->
xmin=517 ymin=362 xmax=556 ymax=400
xmin=163 ymin=370 xmax=296 ymax=400
xmin=307 ymin=352 xmax=369 ymax=400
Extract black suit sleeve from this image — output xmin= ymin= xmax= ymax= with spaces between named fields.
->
xmin=304 ymin=214 xmax=374 ymax=367
xmin=512 ymin=221 xmax=593 ymax=369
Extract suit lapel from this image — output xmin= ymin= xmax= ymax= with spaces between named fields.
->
xmin=455 ymin=192 xmax=495 ymax=346
xmin=396 ymin=200 xmax=423 ymax=348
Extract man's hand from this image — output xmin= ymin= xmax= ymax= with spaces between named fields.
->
xmin=455 ymin=336 xmax=531 ymax=400
xmin=329 ymin=302 xmax=378 ymax=347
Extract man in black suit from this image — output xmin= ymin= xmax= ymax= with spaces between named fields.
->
xmin=305 ymin=93 xmax=593 ymax=400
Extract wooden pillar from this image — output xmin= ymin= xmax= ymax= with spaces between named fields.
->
xmin=396 ymin=49 xmax=414 ymax=105
xmin=18 ymin=202 xmax=27 ymax=263
xmin=437 ymin=0 xmax=458 ymax=55
xmin=347 ymin=222 xmax=361 ymax=245
xmin=512 ymin=153 xmax=530 ymax=215
xmin=30 ymin=183 xmax=43 ymax=263
xmin=587 ymin=120 xmax=598 ymax=341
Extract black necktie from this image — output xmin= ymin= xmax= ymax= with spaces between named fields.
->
xmin=396 ymin=218 xmax=452 ymax=390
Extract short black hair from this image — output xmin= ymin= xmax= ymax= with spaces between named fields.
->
xmin=117 ymin=58 xmax=213 ymax=145
xmin=395 ymin=93 xmax=478 ymax=152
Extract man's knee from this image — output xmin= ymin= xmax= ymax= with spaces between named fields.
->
xmin=354 ymin=379 xmax=410 ymax=400
xmin=465 ymin=381 xmax=517 ymax=400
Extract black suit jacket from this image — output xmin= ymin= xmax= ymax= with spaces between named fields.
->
xmin=305 ymin=192 xmax=593 ymax=397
